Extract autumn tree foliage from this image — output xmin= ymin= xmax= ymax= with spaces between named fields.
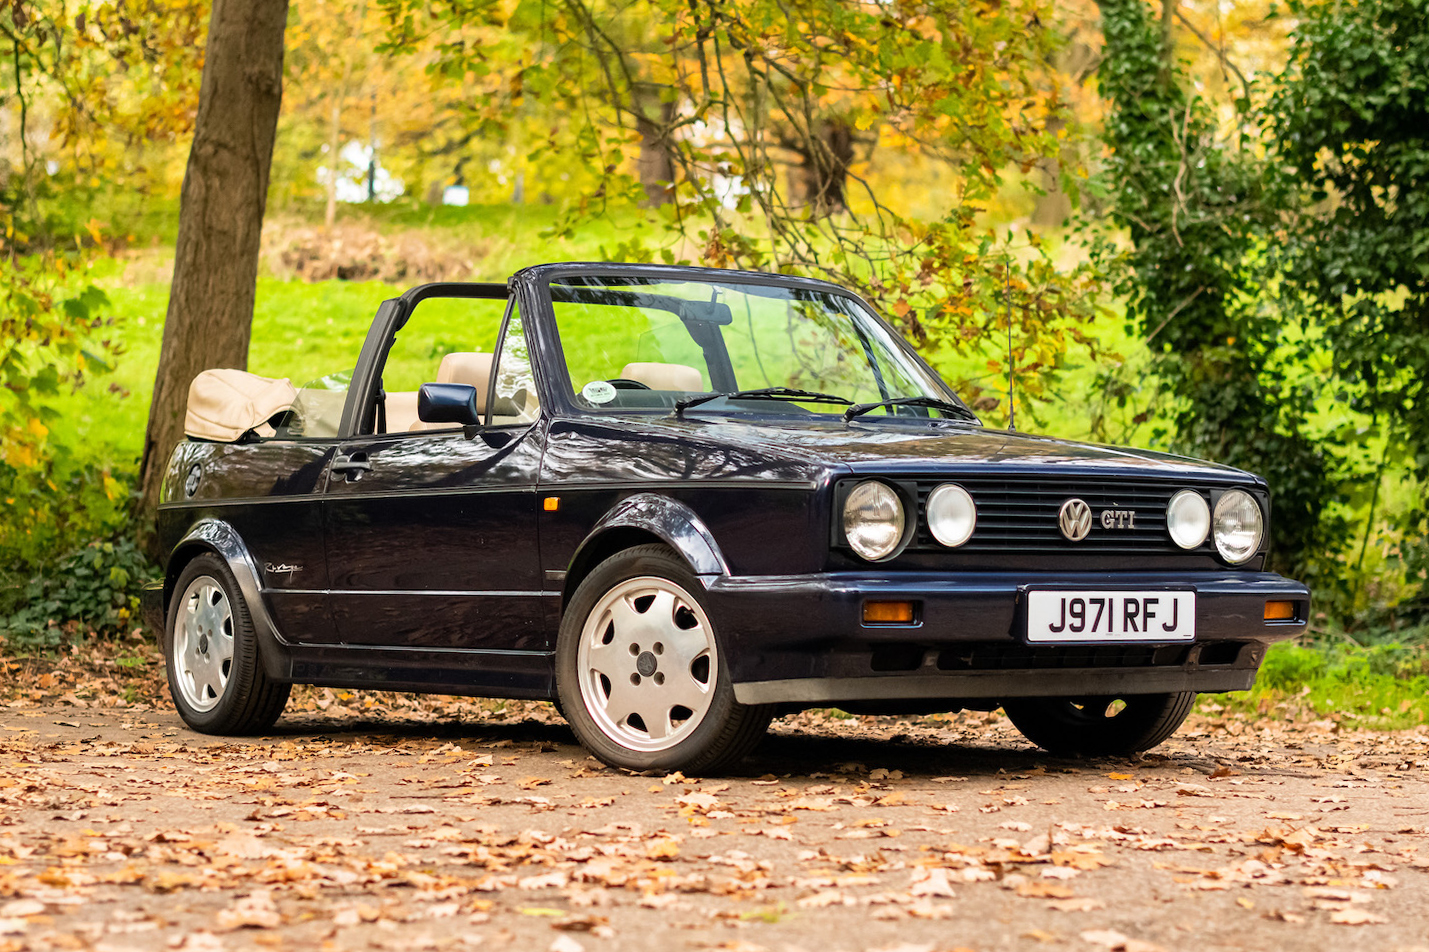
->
xmin=1268 ymin=0 xmax=1429 ymax=612
xmin=1 ymin=0 xmax=203 ymax=563
xmin=1093 ymin=0 xmax=1342 ymax=583
xmin=380 ymin=0 xmax=1110 ymax=420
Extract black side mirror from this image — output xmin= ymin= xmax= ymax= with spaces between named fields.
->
xmin=418 ymin=383 xmax=481 ymax=426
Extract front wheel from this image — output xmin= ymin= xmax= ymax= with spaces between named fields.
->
xmin=165 ymin=553 xmax=290 ymax=734
xmin=1002 ymin=693 xmax=1195 ymax=757
xmin=555 ymin=544 xmax=773 ymax=773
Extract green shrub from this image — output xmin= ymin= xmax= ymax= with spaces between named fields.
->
xmin=1214 ymin=635 xmax=1429 ymax=729
xmin=0 ymin=535 xmax=157 ymax=650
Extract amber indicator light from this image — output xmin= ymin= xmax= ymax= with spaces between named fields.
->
xmin=863 ymin=600 xmax=915 ymax=624
xmin=1264 ymin=600 xmax=1295 ymax=621
xmin=543 ymin=497 xmax=560 ymax=512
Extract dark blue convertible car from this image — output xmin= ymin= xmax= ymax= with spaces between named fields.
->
xmin=142 ymin=263 xmax=1309 ymax=771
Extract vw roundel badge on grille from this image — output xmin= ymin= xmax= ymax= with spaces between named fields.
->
xmin=1026 ymin=590 xmax=1196 ymax=643
xmin=1057 ymin=498 xmax=1093 ymax=541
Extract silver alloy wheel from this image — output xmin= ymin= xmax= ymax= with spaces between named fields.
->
xmin=173 ymin=576 xmax=235 ymax=712
xmin=576 ymin=576 xmax=718 ymax=752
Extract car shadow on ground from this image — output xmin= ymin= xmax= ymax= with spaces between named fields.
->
xmin=240 ymin=711 xmax=1155 ymax=780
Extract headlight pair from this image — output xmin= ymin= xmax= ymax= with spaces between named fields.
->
xmin=843 ymin=480 xmax=975 ymax=561
xmin=1166 ymin=488 xmax=1263 ymax=564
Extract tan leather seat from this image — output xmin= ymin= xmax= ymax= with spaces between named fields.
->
xmin=437 ymin=352 xmax=494 ymax=411
xmin=620 ymin=361 xmax=703 ymax=391
xmin=402 ymin=352 xmax=495 ymax=432
xmin=385 ymin=391 xmax=421 ymax=432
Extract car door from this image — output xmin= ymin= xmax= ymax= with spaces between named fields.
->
xmin=317 ymin=288 xmax=549 ymax=651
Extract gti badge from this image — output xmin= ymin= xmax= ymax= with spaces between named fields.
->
xmin=1100 ymin=508 xmax=1136 ymax=529
xmin=1058 ymin=498 xmax=1092 ymax=542
xmin=184 ymin=464 xmax=202 ymax=498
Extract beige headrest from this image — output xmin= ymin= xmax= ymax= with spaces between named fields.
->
xmin=437 ymin=352 xmax=493 ymax=412
xmin=620 ymin=362 xmax=703 ymax=392
xmin=185 ymin=369 xmax=297 ymax=442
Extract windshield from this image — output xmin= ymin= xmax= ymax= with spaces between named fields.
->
xmin=547 ymin=275 xmax=972 ymax=420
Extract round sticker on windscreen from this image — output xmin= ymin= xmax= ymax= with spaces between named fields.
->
xmin=581 ymin=380 xmax=617 ymax=405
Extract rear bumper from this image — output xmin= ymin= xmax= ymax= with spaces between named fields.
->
xmin=703 ymin=570 xmax=1308 ymax=705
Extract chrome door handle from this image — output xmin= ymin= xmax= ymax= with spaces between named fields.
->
xmin=332 ymin=454 xmax=371 ymax=476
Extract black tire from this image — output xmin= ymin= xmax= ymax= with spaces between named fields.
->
xmin=555 ymin=544 xmax=774 ymax=773
xmin=1002 ymin=692 xmax=1195 ymax=757
xmin=164 ymin=553 xmax=290 ymax=734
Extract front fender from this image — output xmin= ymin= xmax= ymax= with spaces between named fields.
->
xmin=165 ymin=519 xmax=293 ymax=680
xmin=570 ymin=493 xmax=730 ymax=580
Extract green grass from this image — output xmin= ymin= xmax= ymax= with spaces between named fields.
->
xmin=1208 ymin=637 xmax=1429 ymax=730
xmin=51 ymin=272 xmax=404 ymax=465
xmin=49 ymin=202 xmax=643 ymax=462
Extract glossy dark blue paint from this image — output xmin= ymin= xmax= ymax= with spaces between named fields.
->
xmin=149 ymin=263 xmax=1310 ymax=708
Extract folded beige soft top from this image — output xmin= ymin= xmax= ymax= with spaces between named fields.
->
xmin=185 ymin=369 xmax=298 ymax=442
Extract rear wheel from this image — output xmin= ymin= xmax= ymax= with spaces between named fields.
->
xmin=555 ymin=544 xmax=773 ymax=772
xmin=1002 ymin=693 xmax=1195 ymax=757
xmin=165 ymin=554 xmax=290 ymax=734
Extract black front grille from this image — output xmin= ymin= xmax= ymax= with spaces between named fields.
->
xmin=910 ymin=477 xmax=1218 ymax=556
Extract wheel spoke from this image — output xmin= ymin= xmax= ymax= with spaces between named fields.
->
xmin=211 ymin=629 xmax=235 ymax=666
xmin=663 ymin=624 xmax=709 ymax=669
xmin=638 ymin=702 xmax=672 ymax=740
xmin=586 ymin=639 xmax=618 ymax=676
xmin=600 ymin=675 xmax=640 ymax=727
xmin=658 ymin=663 xmax=711 ymax=713
xmin=606 ymin=596 xmax=645 ymax=642
xmin=198 ymin=669 xmax=224 ymax=701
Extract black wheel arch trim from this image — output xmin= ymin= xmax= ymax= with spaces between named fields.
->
xmin=563 ymin=493 xmax=730 ymax=604
xmin=163 ymin=519 xmax=293 ymax=680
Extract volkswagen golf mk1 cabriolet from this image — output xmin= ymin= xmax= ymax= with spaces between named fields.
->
xmin=141 ymin=263 xmax=1309 ymax=772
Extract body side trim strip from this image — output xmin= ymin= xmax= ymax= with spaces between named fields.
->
xmin=273 ymin=589 xmax=553 ymax=597
xmin=159 ymin=478 xmax=817 ymax=512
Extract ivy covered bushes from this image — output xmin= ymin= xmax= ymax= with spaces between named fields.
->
xmin=1092 ymin=0 xmax=1428 ymax=620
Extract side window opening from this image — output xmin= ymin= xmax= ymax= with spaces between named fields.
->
xmin=367 ymin=295 xmax=507 ymax=435
xmin=490 ymin=303 xmax=540 ymax=426
xmin=270 ymin=369 xmax=351 ymax=440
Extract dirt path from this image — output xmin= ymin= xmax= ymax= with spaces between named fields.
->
xmin=1 ymin=700 xmax=1427 ymax=952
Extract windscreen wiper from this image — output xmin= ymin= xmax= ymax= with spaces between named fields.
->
xmin=842 ymin=395 xmax=980 ymax=423
xmin=675 ymin=387 xmax=853 ymax=415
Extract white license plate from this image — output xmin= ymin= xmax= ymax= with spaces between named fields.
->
xmin=1026 ymin=590 xmax=1195 ymax=643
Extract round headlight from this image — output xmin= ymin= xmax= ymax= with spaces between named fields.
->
xmin=843 ymin=481 xmax=906 ymax=561
xmin=1213 ymin=489 xmax=1264 ymax=564
xmin=927 ymin=483 xmax=977 ymax=547
xmin=1165 ymin=489 xmax=1211 ymax=550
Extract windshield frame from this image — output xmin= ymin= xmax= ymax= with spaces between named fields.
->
xmin=523 ymin=263 xmax=979 ymax=425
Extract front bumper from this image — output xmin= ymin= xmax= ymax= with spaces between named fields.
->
xmin=140 ymin=581 xmax=165 ymax=636
xmin=703 ymin=570 xmax=1309 ymax=706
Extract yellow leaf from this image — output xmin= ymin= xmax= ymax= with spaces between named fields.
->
xmin=646 ymin=838 xmax=680 ymax=860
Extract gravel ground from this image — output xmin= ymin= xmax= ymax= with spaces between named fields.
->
xmin=1 ymin=699 xmax=1427 ymax=952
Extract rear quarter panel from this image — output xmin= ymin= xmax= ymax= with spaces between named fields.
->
xmin=157 ymin=439 xmax=336 ymax=640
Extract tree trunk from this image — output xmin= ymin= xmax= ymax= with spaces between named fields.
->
xmin=635 ymin=98 xmax=676 ymax=207
xmin=325 ymin=97 xmax=341 ymax=229
xmin=136 ymin=0 xmax=289 ymax=547
xmin=793 ymin=119 xmax=855 ymax=216
xmin=1031 ymin=117 xmax=1072 ymax=227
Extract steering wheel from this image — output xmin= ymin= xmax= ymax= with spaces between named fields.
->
xmin=607 ymin=378 xmax=652 ymax=390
